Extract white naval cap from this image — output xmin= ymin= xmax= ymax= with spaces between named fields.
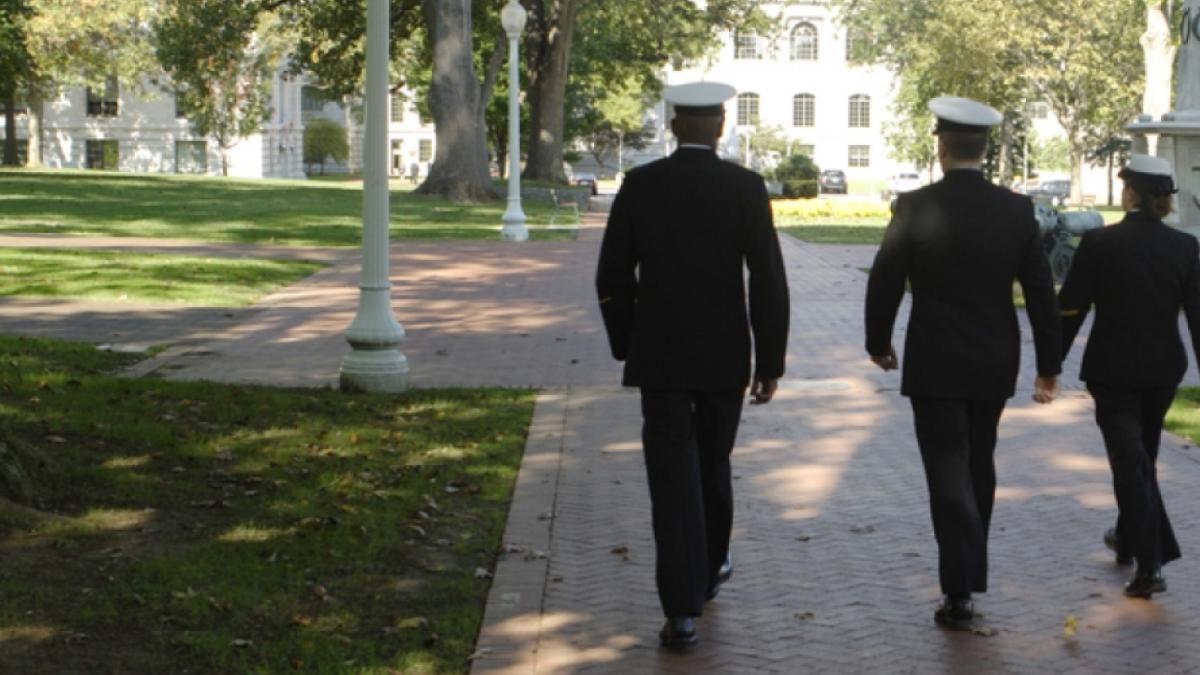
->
xmin=1119 ymin=154 xmax=1177 ymax=195
xmin=928 ymin=96 xmax=1003 ymax=134
xmin=665 ymin=82 xmax=737 ymax=117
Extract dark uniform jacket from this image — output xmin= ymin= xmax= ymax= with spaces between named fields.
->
xmin=1059 ymin=211 xmax=1200 ymax=387
xmin=865 ymin=169 xmax=1062 ymax=399
xmin=595 ymin=147 xmax=790 ymax=390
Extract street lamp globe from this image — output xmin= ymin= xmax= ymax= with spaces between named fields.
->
xmin=501 ymin=0 xmax=527 ymax=38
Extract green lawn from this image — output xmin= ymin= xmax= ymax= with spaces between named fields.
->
xmin=0 ymin=170 xmax=570 ymax=246
xmin=0 ymin=249 xmax=323 ymax=306
xmin=779 ymin=224 xmax=887 ymax=245
xmin=1166 ymin=388 xmax=1200 ymax=445
xmin=0 ymin=336 xmax=534 ymax=674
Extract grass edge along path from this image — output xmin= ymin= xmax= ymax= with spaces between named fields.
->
xmin=0 ymin=248 xmax=324 ymax=307
xmin=0 ymin=336 xmax=535 ymax=674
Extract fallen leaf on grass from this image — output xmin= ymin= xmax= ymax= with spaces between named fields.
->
xmin=45 ymin=435 xmax=66 ymax=444
xmin=467 ymin=647 xmax=494 ymax=662
xmin=395 ymin=617 xmax=429 ymax=630
xmin=291 ymin=615 xmax=313 ymax=627
xmin=64 ymin=632 xmax=88 ymax=645
xmin=230 ymin=638 xmax=253 ymax=648
xmin=475 ymin=568 xmax=494 ymax=580
xmin=172 ymin=587 xmax=198 ymax=600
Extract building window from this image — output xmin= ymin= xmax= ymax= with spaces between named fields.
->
xmin=793 ymin=94 xmax=815 ymax=127
xmin=391 ymin=93 xmax=404 ymax=123
xmin=391 ymin=140 xmax=404 ymax=174
xmin=1029 ymin=102 xmax=1050 ymax=120
xmin=86 ymin=77 xmax=119 ymax=117
xmin=734 ymin=32 xmax=760 ymax=60
xmin=790 ymin=23 xmax=819 ymax=61
xmin=737 ymin=93 xmax=760 ymax=126
xmin=175 ymin=141 xmax=207 ymax=174
xmin=301 ymin=86 xmax=328 ymax=113
xmin=849 ymin=145 xmax=871 ymax=168
xmin=85 ymin=140 xmax=119 ymax=170
xmin=849 ymin=94 xmax=871 ymax=128
xmin=174 ymin=93 xmax=187 ymax=119
xmin=419 ymin=139 xmax=433 ymax=162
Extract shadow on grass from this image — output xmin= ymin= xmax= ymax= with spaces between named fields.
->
xmin=0 ymin=336 xmax=534 ymax=674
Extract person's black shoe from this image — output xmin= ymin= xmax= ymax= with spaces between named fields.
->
xmin=659 ymin=616 xmax=698 ymax=649
xmin=1124 ymin=566 xmax=1166 ymax=598
xmin=706 ymin=554 xmax=734 ymax=601
xmin=1104 ymin=528 xmax=1133 ymax=566
xmin=933 ymin=595 xmax=975 ymax=631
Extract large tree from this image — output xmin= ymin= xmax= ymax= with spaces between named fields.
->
xmin=156 ymin=0 xmax=290 ymax=176
xmin=1 ymin=0 xmax=32 ymax=166
xmin=19 ymin=0 xmax=160 ymax=167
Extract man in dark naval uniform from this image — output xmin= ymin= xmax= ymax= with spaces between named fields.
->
xmin=1059 ymin=154 xmax=1198 ymax=598
xmin=596 ymin=81 xmax=790 ymax=649
xmin=864 ymin=96 xmax=1062 ymax=630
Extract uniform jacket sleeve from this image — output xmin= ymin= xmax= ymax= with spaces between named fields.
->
xmin=864 ymin=195 xmax=910 ymax=357
xmin=1015 ymin=202 xmax=1062 ymax=377
xmin=1182 ymin=237 xmax=1200 ymax=369
xmin=1057 ymin=230 xmax=1097 ymax=361
xmin=746 ymin=176 xmax=790 ymax=380
xmin=595 ymin=178 xmax=639 ymax=361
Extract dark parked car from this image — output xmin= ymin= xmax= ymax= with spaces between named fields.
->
xmin=574 ymin=173 xmax=599 ymax=196
xmin=1027 ymin=180 xmax=1071 ymax=207
xmin=819 ymin=169 xmax=847 ymax=195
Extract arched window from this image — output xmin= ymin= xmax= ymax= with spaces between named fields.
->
xmin=793 ymin=94 xmax=815 ymax=127
xmin=737 ymin=93 xmax=760 ymax=126
xmin=790 ymin=23 xmax=819 ymax=61
xmin=735 ymin=32 xmax=760 ymax=60
xmin=849 ymin=95 xmax=871 ymax=128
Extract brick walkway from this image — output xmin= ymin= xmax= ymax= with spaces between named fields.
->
xmin=5 ymin=218 xmax=1200 ymax=673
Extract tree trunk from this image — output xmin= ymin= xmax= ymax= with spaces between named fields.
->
xmin=1141 ymin=3 xmax=1176 ymax=118
xmin=522 ymin=0 xmax=582 ymax=183
xmin=417 ymin=0 xmax=496 ymax=202
xmin=1107 ymin=152 xmax=1115 ymax=206
xmin=997 ymin=117 xmax=1014 ymax=187
xmin=3 ymin=87 xmax=17 ymax=166
xmin=1069 ymin=141 xmax=1084 ymax=204
xmin=24 ymin=87 xmax=42 ymax=168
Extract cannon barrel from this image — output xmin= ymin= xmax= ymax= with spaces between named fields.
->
xmin=1035 ymin=205 xmax=1104 ymax=236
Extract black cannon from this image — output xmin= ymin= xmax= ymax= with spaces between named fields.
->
xmin=1035 ymin=204 xmax=1104 ymax=283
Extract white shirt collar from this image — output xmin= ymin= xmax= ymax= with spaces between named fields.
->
xmin=678 ymin=143 xmax=715 ymax=151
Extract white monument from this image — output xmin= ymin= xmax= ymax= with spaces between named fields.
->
xmin=1129 ymin=0 xmax=1200 ymax=232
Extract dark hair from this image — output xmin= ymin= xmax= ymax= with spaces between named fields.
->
xmin=671 ymin=114 xmax=724 ymax=146
xmin=1126 ymin=181 xmax=1175 ymax=219
xmin=940 ymin=131 xmax=988 ymax=161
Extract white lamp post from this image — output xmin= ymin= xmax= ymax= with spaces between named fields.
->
xmin=500 ymin=0 xmax=529 ymax=242
xmin=340 ymin=0 xmax=409 ymax=392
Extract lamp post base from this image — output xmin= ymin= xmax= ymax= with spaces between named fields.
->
xmin=501 ymin=209 xmax=528 ymax=242
xmin=340 ymin=348 xmax=410 ymax=393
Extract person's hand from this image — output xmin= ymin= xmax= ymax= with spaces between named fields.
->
xmin=750 ymin=377 xmax=778 ymax=405
xmin=870 ymin=346 xmax=899 ymax=371
xmin=1033 ymin=375 xmax=1060 ymax=404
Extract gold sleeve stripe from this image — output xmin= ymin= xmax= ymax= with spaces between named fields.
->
xmin=600 ymin=297 xmax=614 ymax=304
xmin=1061 ymin=309 xmax=1082 ymax=317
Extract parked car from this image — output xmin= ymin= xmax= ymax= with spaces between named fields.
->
xmin=574 ymin=172 xmax=599 ymax=196
xmin=888 ymin=172 xmax=922 ymax=196
xmin=1027 ymin=180 xmax=1072 ymax=207
xmin=819 ymin=169 xmax=847 ymax=195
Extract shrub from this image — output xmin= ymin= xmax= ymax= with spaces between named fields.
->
xmin=303 ymin=119 xmax=349 ymax=175
xmin=773 ymin=154 xmax=821 ymax=199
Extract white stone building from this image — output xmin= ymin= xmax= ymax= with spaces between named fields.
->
xmin=1 ymin=70 xmax=436 ymax=181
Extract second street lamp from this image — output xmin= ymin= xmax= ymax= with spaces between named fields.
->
xmin=500 ymin=0 xmax=529 ymax=242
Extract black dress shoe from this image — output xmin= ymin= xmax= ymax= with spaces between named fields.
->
xmin=706 ymin=554 xmax=734 ymax=601
xmin=1104 ymin=528 xmax=1133 ymax=566
xmin=1124 ymin=566 xmax=1166 ymax=598
xmin=933 ymin=595 xmax=975 ymax=631
xmin=659 ymin=616 xmax=698 ymax=649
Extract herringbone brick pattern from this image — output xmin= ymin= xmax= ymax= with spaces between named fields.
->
xmin=474 ymin=233 xmax=1200 ymax=674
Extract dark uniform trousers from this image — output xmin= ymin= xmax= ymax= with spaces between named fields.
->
xmin=1088 ymin=383 xmax=1182 ymax=569
xmin=911 ymin=398 xmax=1006 ymax=595
xmin=640 ymin=388 xmax=745 ymax=618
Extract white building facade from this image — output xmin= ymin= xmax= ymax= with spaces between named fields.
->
xmin=1 ymin=71 xmax=436 ymax=181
